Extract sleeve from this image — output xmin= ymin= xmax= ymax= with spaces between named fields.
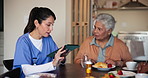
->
xmin=74 ymin=39 xmax=89 ymax=64
xmin=120 ymin=42 xmax=133 ymax=66
xmin=21 ymin=61 xmax=56 ymax=76
xmin=13 ymin=38 xmax=32 ymax=69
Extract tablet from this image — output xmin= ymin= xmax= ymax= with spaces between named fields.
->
xmin=47 ymin=44 xmax=79 ymax=57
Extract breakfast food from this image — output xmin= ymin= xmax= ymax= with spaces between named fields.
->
xmin=93 ymin=62 xmax=108 ymax=68
xmin=117 ymin=70 xmax=123 ymax=75
xmin=102 ymin=70 xmax=124 ymax=78
xmin=85 ymin=76 xmax=96 ymax=78
xmin=101 ymin=73 xmax=119 ymax=78
xmin=107 ymin=64 xmax=112 ymax=68
xmin=108 ymin=73 xmax=116 ymax=78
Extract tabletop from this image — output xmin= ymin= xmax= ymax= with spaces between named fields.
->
xmin=52 ymin=64 xmax=117 ymax=78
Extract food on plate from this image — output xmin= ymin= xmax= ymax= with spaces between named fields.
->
xmin=94 ymin=62 xmax=113 ymax=68
xmin=93 ymin=62 xmax=108 ymax=68
xmin=85 ymin=76 xmax=95 ymax=78
xmin=101 ymin=74 xmax=110 ymax=78
xmin=117 ymin=70 xmax=123 ymax=75
xmin=109 ymin=70 xmax=136 ymax=78
xmin=101 ymin=73 xmax=119 ymax=78
xmin=107 ymin=64 xmax=112 ymax=68
xmin=109 ymin=73 xmax=116 ymax=78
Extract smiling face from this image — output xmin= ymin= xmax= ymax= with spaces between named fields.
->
xmin=92 ymin=21 xmax=112 ymax=41
xmin=33 ymin=16 xmax=55 ymax=39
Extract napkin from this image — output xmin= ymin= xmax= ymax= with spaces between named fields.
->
xmin=47 ymin=44 xmax=79 ymax=57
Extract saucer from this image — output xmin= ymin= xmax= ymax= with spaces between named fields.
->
xmin=122 ymin=67 xmax=137 ymax=71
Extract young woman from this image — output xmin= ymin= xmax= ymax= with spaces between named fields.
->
xmin=13 ymin=7 xmax=65 ymax=78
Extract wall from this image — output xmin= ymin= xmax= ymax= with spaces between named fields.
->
xmin=4 ymin=0 xmax=72 ymax=72
xmin=93 ymin=0 xmax=148 ymax=34
xmin=98 ymin=10 xmax=148 ymax=33
xmin=65 ymin=0 xmax=72 ymax=63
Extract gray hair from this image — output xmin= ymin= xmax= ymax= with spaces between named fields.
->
xmin=94 ymin=13 xmax=116 ymax=30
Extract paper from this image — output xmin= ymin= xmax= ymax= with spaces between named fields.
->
xmin=47 ymin=44 xmax=79 ymax=57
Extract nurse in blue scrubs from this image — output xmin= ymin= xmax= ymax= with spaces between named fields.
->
xmin=13 ymin=7 xmax=66 ymax=78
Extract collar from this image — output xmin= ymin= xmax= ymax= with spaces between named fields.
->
xmin=90 ymin=34 xmax=114 ymax=48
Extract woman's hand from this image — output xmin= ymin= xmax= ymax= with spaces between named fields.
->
xmin=52 ymin=46 xmax=66 ymax=66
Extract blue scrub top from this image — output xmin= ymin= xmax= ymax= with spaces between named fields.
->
xmin=13 ymin=33 xmax=58 ymax=78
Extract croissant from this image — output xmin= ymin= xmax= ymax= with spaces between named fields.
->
xmin=93 ymin=62 xmax=107 ymax=68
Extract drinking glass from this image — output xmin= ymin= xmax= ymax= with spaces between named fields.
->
xmin=85 ymin=60 xmax=92 ymax=77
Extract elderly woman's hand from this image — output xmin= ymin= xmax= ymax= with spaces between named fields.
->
xmin=90 ymin=59 xmax=97 ymax=65
xmin=105 ymin=59 xmax=116 ymax=65
xmin=52 ymin=46 xmax=66 ymax=66
xmin=105 ymin=59 xmax=123 ymax=67
xmin=137 ymin=62 xmax=148 ymax=73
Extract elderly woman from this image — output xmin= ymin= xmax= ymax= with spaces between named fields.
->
xmin=74 ymin=13 xmax=132 ymax=66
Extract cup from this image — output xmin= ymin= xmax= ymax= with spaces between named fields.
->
xmin=85 ymin=61 xmax=92 ymax=77
xmin=135 ymin=73 xmax=148 ymax=78
xmin=126 ymin=61 xmax=137 ymax=70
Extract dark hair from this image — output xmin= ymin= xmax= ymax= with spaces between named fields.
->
xmin=24 ymin=7 xmax=56 ymax=34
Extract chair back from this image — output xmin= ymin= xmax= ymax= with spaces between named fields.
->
xmin=0 ymin=68 xmax=20 ymax=78
xmin=3 ymin=59 xmax=14 ymax=70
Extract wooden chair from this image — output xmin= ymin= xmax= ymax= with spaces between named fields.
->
xmin=0 ymin=68 xmax=20 ymax=78
xmin=3 ymin=59 xmax=14 ymax=70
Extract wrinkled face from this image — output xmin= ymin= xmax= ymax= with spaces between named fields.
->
xmin=36 ymin=16 xmax=55 ymax=37
xmin=92 ymin=21 xmax=111 ymax=41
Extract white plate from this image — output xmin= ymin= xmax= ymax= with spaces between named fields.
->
xmin=108 ymin=70 xmax=136 ymax=77
xmin=133 ymin=56 xmax=148 ymax=62
xmin=92 ymin=65 xmax=115 ymax=71
xmin=122 ymin=67 xmax=137 ymax=71
xmin=38 ymin=73 xmax=57 ymax=77
xmin=25 ymin=73 xmax=57 ymax=78
xmin=26 ymin=74 xmax=40 ymax=78
xmin=135 ymin=73 xmax=148 ymax=78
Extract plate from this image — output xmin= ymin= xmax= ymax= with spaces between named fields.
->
xmin=122 ymin=67 xmax=137 ymax=71
xmin=26 ymin=73 xmax=57 ymax=78
xmin=135 ymin=73 xmax=148 ymax=78
xmin=92 ymin=65 xmax=115 ymax=71
xmin=108 ymin=70 xmax=136 ymax=78
xmin=133 ymin=56 xmax=148 ymax=62
xmin=26 ymin=74 xmax=40 ymax=78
